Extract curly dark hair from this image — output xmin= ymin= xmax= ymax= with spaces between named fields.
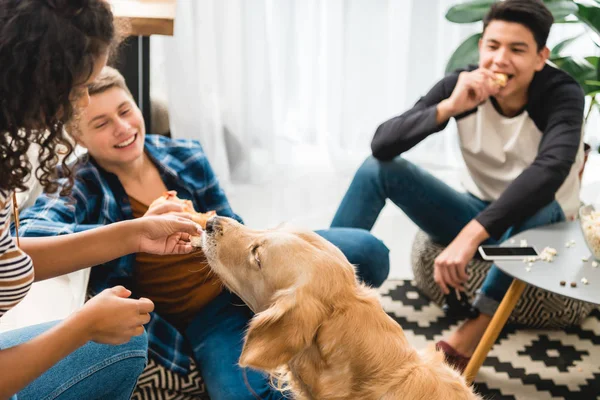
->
xmin=0 ymin=0 xmax=121 ymax=196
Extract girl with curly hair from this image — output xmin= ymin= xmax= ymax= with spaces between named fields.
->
xmin=0 ymin=1 xmax=202 ymax=398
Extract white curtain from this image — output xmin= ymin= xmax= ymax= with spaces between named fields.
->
xmin=151 ymin=0 xmax=597 ymax=184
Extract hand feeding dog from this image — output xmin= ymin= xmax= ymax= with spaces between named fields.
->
xmin=200 ymin=216 xmax=481 ymax=400
xmin=149 ymin=190 xmax=214 ymax=247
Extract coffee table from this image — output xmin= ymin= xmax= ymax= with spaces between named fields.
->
xmin=464 ymin=220 xmax=600 ymax=384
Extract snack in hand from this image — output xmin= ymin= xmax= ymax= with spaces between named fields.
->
xmin=493 ymin=73 xmax=508 ymax=87
xmin=190 ymin=235 xmax=203 ymax=248
xmin=150 ymin=191 xmax=216 ymax=247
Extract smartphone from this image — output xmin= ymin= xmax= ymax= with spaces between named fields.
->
xmin=478 ymin=245 xmax=539 ymax=261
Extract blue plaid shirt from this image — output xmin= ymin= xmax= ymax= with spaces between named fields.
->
xmin=14 ymin=135 xmax=242 ymax=374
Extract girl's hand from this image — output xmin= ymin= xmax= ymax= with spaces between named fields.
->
xmin=76 ymin=286 xmax=154 ymax=345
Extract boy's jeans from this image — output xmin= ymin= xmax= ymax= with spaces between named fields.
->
xmin=0 ymin=320 xmax=148 ymax=400
xmin=331 ymin=156 xmax=566 ymax=315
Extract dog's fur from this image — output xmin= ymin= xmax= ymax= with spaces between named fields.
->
xmin=202 ymin=217 xmax=481 ymax=400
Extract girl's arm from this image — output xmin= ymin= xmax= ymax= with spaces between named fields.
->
xmin=21 ymin=216 xmax=202 ymax=281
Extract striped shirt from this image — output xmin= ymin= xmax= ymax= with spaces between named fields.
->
xmin=0 ymin=192 xmax=34 ymax=318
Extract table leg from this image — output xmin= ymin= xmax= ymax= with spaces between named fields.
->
xmin=464 ymin=278 xmax=527 ymax=384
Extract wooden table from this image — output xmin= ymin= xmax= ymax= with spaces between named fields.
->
xmin=107 ymin=0 xmax=176 ymax=133
xmin=109 ymin=0 xmax=176 ymax=36
xmin=464 ymin=221 xmax=600 ymax=384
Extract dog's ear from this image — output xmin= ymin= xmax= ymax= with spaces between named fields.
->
xmin=239 ymin=288 xmax=326 ymax=371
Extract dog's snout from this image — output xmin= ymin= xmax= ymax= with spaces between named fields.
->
xmin=205 ymin=216 xmax=220 ymax=234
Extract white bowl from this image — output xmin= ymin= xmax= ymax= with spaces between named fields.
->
xmin=579 ymin=204 xmax=600 ymax=261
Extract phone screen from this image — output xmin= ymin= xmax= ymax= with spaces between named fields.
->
xmin=480 ymin=246 xmax=538 ymax=257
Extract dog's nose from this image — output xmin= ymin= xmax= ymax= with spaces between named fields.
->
xmin=205 ymin=216 xmax=219 ymax=234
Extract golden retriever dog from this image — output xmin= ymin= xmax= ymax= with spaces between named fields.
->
xmin=201 ymin=216 xmax=481 ymax=400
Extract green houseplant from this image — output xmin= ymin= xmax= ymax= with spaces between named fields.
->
xmin=444 ymin=0 xmax=600 ymax=151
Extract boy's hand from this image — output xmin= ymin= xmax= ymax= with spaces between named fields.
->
xmin=445 ymin=68 xmax=501 ymax=116
xmin=434 ymin=220 xmax=490 ymax=294
xmin=143 ymin=199 xmax=196 ymax=220
xmin=434 ymin=238 xmax=476 ymax=295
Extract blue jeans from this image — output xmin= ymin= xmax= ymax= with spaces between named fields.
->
xmin=0 ymin=320 xmax=148 ymax=400
xmin=185 ymin=227 xmax=389 ymax=400
xmin=331 ymin=156 xmax=566 ymax=315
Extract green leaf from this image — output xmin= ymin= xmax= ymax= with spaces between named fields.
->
xmin=446 ymin=0 xmax=578 ymax=24
xmin=445 ymin=33 xmax=482 ymax=74
xmin=584 ymin=90 xmax=600 ymax=99
xmin=550 ymin=55 xmax=600 ymax=94
xmin=445 ymin=0 xmax=495 ymax=23
xmin=550 ymin=33 xmax=583 ymax=57
xmin=586 ymin=55 xmax=600 ymax=82
xmin=554 ymin=16 xmax=583 ymax=24
xmin=545 ymin=1 xmax=580 ymax=20
xmin=575 ymin=2 xmax=600 ymax=37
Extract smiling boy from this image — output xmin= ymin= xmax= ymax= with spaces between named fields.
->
xmin=331 ymin=0 xmax=585 ymax=371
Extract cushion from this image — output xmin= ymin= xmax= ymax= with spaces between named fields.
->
xmin=132 ymin=356 xmax=210 ymax=400
xmin=411 ymin=229 xmax=597 ymax=328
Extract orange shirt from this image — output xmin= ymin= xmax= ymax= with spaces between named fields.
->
xmin=130 ymin=195 xmax=222 ymax=330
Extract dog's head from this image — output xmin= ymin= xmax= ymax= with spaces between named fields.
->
xmin=201 ymin=216 xmax=357 ymax=371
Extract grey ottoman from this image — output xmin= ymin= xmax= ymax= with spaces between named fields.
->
xmin=411 ymin=230 xmax=596 ymax=328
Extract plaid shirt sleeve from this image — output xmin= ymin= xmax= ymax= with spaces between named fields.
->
xmin=194 ymin=155 xmax=243 ymax=222
xmin=196 ymin=165 xmax=244 ymax=224
xmin=14 ymin=177 xmax=104 ymax=237
xmin=155 ymin=136 xmax=244 ymax=224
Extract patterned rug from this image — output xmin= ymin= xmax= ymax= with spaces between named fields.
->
xmin=380 ymin=280 xmax=600 ymax=400
xmin=133 ymin=280 xmax=600 ymax=400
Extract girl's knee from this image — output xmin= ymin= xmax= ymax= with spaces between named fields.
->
xmin=115 ymin=331 xmax=148 ymax=368
xmin=110 ymin=331 xmax=149 ymax=375
xmin=122 ymin=329 xmax=149 ymax=355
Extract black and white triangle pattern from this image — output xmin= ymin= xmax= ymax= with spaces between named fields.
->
xmin=380 ymin=280 xmax=600 ymax=400
xmin=132 ymin=356 xmax=209 ymax=400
